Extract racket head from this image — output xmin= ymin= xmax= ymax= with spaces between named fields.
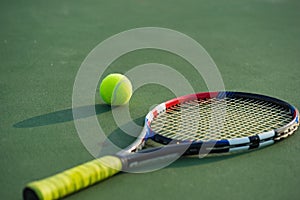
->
xmin=142 ymin=91 xmax=299 ymax=155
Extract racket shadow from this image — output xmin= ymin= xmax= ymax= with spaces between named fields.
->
xmin=103 ymin=116 xmax=145 ymax=150
xmin=13 ymin=104 xmax=111 ymax=128
xmin=169 ymin=153 xmax=247 ymax=169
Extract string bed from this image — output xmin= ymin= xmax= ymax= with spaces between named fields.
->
xmin=150 ymin=97 xmax=293 ymax=141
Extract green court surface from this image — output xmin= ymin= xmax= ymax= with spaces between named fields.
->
xmin=1 ymin=0 xmax=300 ymax=200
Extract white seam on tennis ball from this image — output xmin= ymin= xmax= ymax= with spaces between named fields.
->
xmin=111 ymin=78 xmax=132 ymax=105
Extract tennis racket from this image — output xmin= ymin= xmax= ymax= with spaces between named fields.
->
xmin=23 ymin=91 xmax=299 ymax=200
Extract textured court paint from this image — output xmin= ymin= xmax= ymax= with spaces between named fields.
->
xmin=25 ymin=156 xmax=122 ymax=200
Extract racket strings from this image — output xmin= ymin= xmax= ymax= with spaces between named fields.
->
xmin=150 ymin=97 xmax=293 ymax=141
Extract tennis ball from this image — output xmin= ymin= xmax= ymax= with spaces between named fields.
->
xmin=99 ymin=73 xmax=132 ymax=106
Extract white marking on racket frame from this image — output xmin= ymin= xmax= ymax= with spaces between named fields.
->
xmin=155 ymin=103 xmax=166 ymax=113
xmin=259 ymin=140 xmax=274 ymax=148
xmin=228 ymin=137 xmax=250 ymax=146
xmin=146 ymin=112 xmax=154 ymax=122
xmin=258 ymin=130 xmax=275 ymax=140
xmin=229 ymin=145 xmax=250 ymax=152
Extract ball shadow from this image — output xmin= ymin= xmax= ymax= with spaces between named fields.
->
xmin=13 ymin=104 xmax=111 ymax=128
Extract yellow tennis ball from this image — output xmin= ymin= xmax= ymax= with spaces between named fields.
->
xmin=99 ymin=73 xmax=132 ymax=106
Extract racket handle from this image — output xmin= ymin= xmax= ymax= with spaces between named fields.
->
xmin=23 ymin=156 xmax=122 ymax=200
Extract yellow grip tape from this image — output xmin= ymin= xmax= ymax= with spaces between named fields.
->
xmin=24 ymin=156 xmax=122 ymax=200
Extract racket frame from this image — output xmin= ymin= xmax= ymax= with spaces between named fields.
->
xmin=125 ymin=91 xmax=299 ymax=156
